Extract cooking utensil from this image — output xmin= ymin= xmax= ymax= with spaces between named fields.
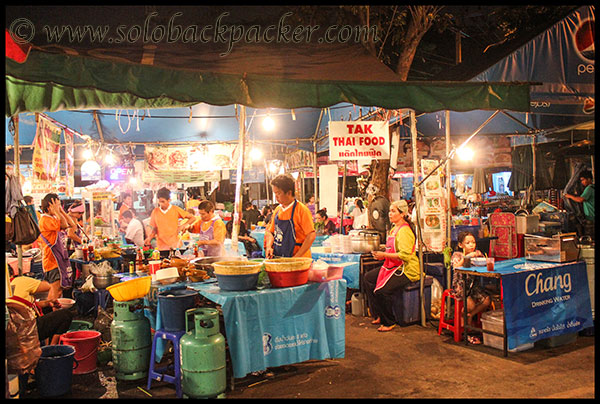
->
xmin=93 ymin=274 xmax=114 ymax=289
xmin=191 ymin=256 xmax=246 ymax=277
xmin=350 ymin=230 xmax=380 ymax=253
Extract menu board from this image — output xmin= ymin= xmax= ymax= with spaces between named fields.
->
xmin=420 ymin=159 xmax=446 ymax=252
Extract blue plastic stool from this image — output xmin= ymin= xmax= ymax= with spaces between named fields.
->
xmin=94 ymin=288 xmax=112 ymax=312
xmin=147 ymin=329 xmax=186 ymax=398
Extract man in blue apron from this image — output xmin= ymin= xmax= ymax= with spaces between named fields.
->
xmin=264 ymin=174 xmax=315 ymax=258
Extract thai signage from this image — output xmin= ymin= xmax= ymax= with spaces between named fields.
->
xmin=328 ymin=121 xmax=390 ymax=161
xmin=143 ymin=144 xmax=248 ymax=183
xmin=31 ymin=115 xmax=62 ymax=193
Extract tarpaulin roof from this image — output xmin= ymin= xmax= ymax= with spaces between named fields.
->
xmin=416 ymin=5 xmax=595 ymax=140
xmin=5 ymin=5 xmax=531 ymax=117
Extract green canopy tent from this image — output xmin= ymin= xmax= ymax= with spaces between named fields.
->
xmin=6 ymin=5 xmax=533 ymax=324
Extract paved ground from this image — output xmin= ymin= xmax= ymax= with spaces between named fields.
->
xmin=19 ymin=311 xmax=595 ymax=399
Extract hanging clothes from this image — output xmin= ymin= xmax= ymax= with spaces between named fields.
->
xmin=472 ymin=167 xmax=488 ymax=194
xmin=5 ymin=173 xmax=24 ymax=218
xmin=552 ymin=154 xmax=569 ymax=189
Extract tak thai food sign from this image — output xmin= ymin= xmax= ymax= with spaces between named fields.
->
xmin=329 ymin=121 xmax=390 ymax=161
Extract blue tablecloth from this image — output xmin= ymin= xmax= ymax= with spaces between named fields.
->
xmin=311 ymin=252 xmax=361 ymax=289
xmin=456 ymin=258 xmax=593 ymax=349
xmin=250 ymin=230 xmax=329 ymax=254
xmin=188 ymin=279 xmax=346 ymax=378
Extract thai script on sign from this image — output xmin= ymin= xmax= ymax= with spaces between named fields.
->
xmin=329 ymin=121 xmax=390 ymax=161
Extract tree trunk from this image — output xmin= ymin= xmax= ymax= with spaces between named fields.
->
xmin=367 ymin=6 xmax=441 ymax=222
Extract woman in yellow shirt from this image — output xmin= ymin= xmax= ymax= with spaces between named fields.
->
xmin=365 ymin=200 xmax=420 ymax=332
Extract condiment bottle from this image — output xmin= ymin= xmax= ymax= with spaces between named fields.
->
xmin=129 ymin=261 xmax=135 ymax=274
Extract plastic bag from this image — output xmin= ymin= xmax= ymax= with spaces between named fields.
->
xmin=81 ymin=274 xmax=97 ymax=293
xmin=5 ymin=303 xmax=42 ymax=374
xmin=89 ymin=260 xmax=113 ymax=276
xmin=94 ymin=306 xmax=113 ymax=343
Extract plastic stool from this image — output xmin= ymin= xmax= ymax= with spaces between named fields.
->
xmin=94 ymin=288 xmax=112 ymax=312
xmin=147 ymin=329 xmax=185 ymax=398
xmin=438 ymin=289 xmax=464 ymax=342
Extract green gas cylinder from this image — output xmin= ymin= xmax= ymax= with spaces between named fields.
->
xmin=180 ymin=307 xmax=227 ymax=398
xmin=111 ymin=298 xmax=152 ymax=380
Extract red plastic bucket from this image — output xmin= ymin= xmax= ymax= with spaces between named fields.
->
xmin=267 ymin=269 xmax=309 ymax=288
xmin=59 ymin=330 xmax=101 ymax=374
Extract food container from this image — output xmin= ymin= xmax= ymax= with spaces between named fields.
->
xmin=93 ymin=274 xmax=114 ymax=289
xmin=525 ymin=233 xmax=579 ymax=263
xmin=308 ymin=265 xmax=344 ymax=283
xmin=107 ymin=276 xmax=152 ymax=301
xmin=155 ymin=267 xmax=180 ymax=285
xmin=515 ymin=209 xmax=540 ymax=234
xmin=264 ymin=257 xmax=312 ymax=288
xmin=191 ymin=256 xmax=246 ymax=277
xmin=57 ymin=298 xmax=75 ymax=309
xmin=350 ymin=230 xmax=381 ymax=253
xmin=212 ymin=261 xmax=261 ymax=275
xmin=470 ymin=257 xmax=487 ymax=267
xmin=148 ymin=260 xmax=161 ymax=282
xmin=481 ymin=309 xmax=533 ymax=352
xmin=185 ymin=268 xmax=209 ymax=283
xmin=215 ymin=273 xmax=260 ymax=291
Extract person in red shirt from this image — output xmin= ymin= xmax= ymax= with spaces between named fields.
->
xmin=38 ymin=193 xmax=77 ymax=301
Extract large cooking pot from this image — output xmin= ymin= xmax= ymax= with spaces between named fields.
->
xmin=350 ymin=230 xmax=380 ymax=253
xmin=190 ymin=256 xmax=246 ymax=277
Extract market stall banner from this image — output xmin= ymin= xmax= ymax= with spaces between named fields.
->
xmin=329 ymin=121 xmax=390 ymax=161
xmin=501 ymin=260 xmax=593 ymax=349
xmin=31 ymin=115 xmax=62 ymax=194
xmin=190 ymin=280 xmax=346 ymax=378
xmin=285 ymin=149 xmax=315 ymax=172
xmin=142 ymin=144 xmax=249 ymax=183
xmin=229 ymin=168 xmax=265 ymax=184
xmin=64 ymin=128 xmax=75 ymax=197
xmin=419 ymin=159 xmax=447 ymax=252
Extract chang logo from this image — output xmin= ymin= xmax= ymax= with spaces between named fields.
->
xmin=325 ymin=305 xmax=341 ymax=319
xmin=530 ymin=327 xmax=538 ymax=339
xmin=574 ymin=18 xmax=594 ymax=63
xmin=262 ymin=332 xmax=273 ymax=356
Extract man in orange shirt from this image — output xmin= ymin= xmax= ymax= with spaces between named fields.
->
xmin=144 ymin=187 xmax=197 ymax=257
xmin=118 ymin=193 xmax=133 ymax=229
xmin=38 ymin=193 xmax=77 ymax=300
xmin=265 ymin=174 xmax=316 ymax=258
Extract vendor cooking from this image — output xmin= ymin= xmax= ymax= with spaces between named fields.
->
xmin=144 ymin=187 xmax=197 ymax=258
xmin=264 ymin=174 xmax=316 ymax=259
xmin=185 ymin=200 xmax=226 ymax=257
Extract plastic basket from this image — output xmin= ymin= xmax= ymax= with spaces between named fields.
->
xmin=107 ymin=276 xmax=151 ymax=301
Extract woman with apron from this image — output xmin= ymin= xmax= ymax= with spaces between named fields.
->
xmin=189 ymin=200 xmax=226 ymax=257
xmin=38 ymin=194 xmax=77 ymax=301
xmin=364 ymin=200 xmax=420 ymax=332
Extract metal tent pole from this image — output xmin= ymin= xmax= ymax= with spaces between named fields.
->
xmin=445 ymin=111 xmax=452 ymax=293
xmin=313 ymin=109 xmax=324 ymax=211
xmin=410 ymin=110 xmax=426 ymax=327
xmin=231 ymin=105 xmax=247 ymax=253
xmin=13 ymin=115 xmax=23 ymax=276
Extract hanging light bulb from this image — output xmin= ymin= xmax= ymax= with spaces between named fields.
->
xmin=250 ymin=148 xmax=263 ymax=161
xmin=456 ymin=146 xmax=474 ymax=161
xmin=83 ymin=148 xmax=93 ymax=161
xmin=263 ymin=114 xmax=275 ymax=131
xmin=105 ymin=151 xmax=115 ymax=165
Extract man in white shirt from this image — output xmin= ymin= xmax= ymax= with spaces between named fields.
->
xmin=121 ymin=210 xmax=145 ymax=248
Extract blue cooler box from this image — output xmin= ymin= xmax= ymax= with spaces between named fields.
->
xmin=392 ymin=276 xmax=433 ymax=326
